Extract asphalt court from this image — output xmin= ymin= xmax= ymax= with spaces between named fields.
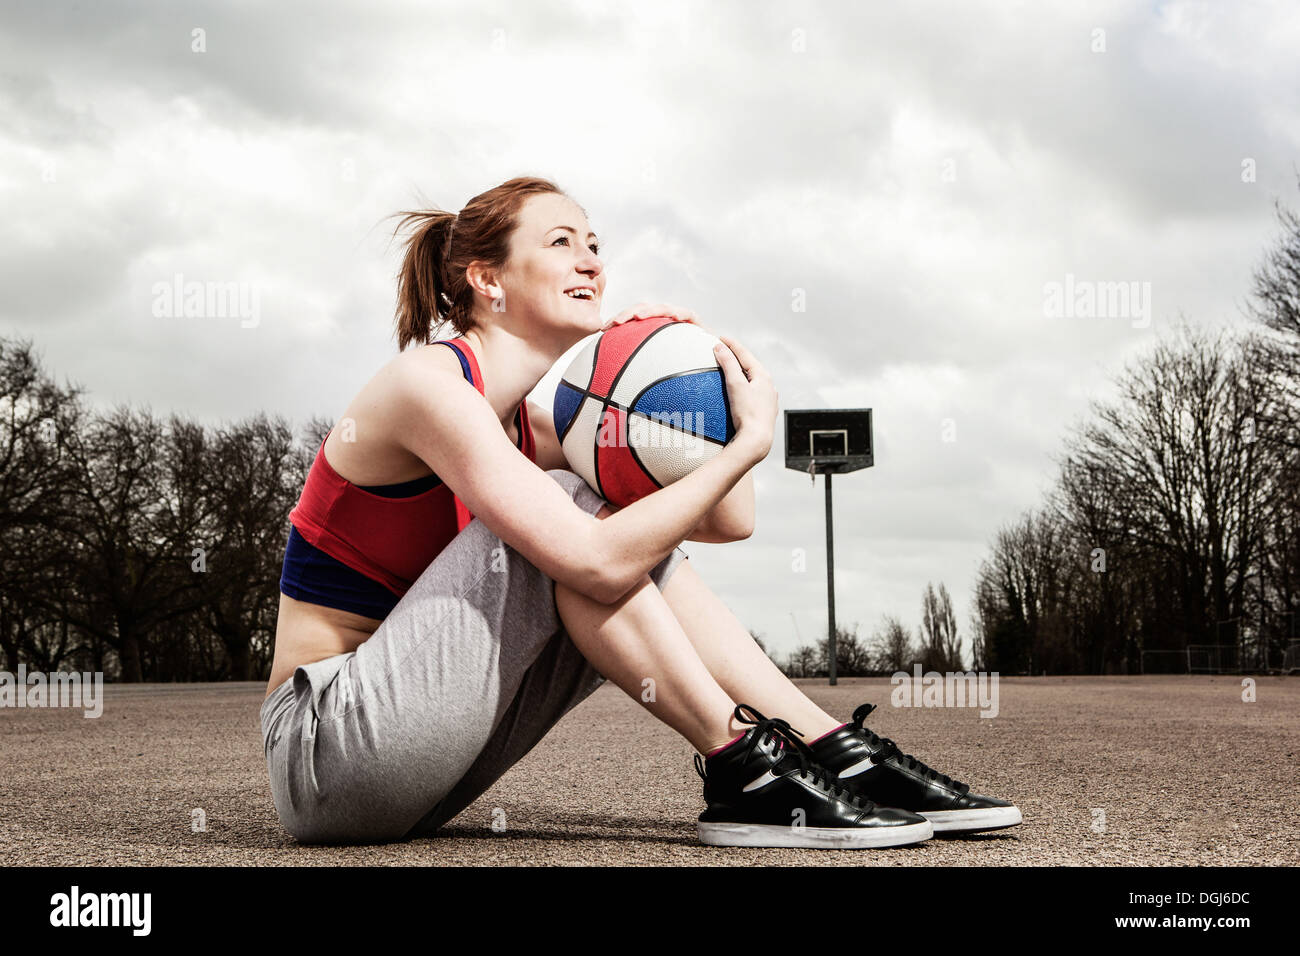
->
xmin=2 ymin=676 xmax=1296 ymax=866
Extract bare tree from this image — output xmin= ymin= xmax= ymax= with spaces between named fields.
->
xmin=869 ymin=614 xmax=916 ymax=673
xmin=1064 ymin=323 xmax=1267 ymax=651
xmin=781 ymin=624 xmax=871 ymax=677
xmin=0 ymin=337 xmax=85 ymax=671
xmin=919 ymin=582 xmax=963 ymax=671
xmin=785 ymin=644 xmax=822 ymax=678
xmin=188 ymin=414 xmax=300 ymax=679
xmin=972 ymin=317 xmax=1285 ymax=675
xmin=1244 ymin=179 xmax=1300 ymax=454
xmin=806 ymin=623 xmax=873 ymax=677
xmin=1242 ymin=179 xmax=1300 ymax=664
xmin=52 ymin=406 xmax=215 ymax=681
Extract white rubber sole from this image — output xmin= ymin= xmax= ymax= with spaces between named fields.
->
xmin=920 ymin=806 xmax=1023 ymax=833
xmin=697 ymin=818 xmax=934 ymax=849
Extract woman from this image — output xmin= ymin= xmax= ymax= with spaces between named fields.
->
xmin=261 ymin=175 xmax=1019 ymax=848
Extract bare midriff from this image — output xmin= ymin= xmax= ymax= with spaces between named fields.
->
xmin=264 ymin=593 xmax=384 ymax=699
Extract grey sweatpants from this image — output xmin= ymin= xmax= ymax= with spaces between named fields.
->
xmin=260 ymin=467 xmax=688 ymax=845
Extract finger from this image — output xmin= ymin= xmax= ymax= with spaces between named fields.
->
xmin=606 ymin=304 xmax=652 ymax=325
xmin=636 ymin=302 xmax=677 ymax=319
xmin=712 ymin=339 xmax=740 ymax=370
xmin=655 ymin=304 xmax=697 ymax=324
xmin=717 ymin=334 xmax=765 ymax=375
xmin=602 ymin=307 xmax=636 ymax=329
xmin=614 ymin=303 xmax=698 ymax=327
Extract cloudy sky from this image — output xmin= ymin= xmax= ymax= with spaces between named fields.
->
xmin=3 ymin=0 xmax=1298 ymax=664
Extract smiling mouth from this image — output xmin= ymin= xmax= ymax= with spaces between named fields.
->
xmin=564 ymin=288 xmax=597 ymax=301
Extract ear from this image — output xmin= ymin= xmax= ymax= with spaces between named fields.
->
xmin=465 ymin=260 xmax=503 ymax=300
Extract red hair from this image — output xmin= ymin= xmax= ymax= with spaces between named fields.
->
xmin=389 ymin=176 xmax=571 ymax=351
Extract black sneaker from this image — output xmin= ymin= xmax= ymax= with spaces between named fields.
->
xmin=693 ymin=704 xmax=934 ymax=848
xmin=809 ymin=703 xmax=1022 ymax=834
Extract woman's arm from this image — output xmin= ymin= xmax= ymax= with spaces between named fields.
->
xmin=686 ymin=470 xmax=754 ymax=542
xmin=593 ymin=437 xmax=765 ymax=599
xmin=530 ymin=398 xmax=755 ymax=542
xmin=603 ymin=470 xmax=754 ymax=543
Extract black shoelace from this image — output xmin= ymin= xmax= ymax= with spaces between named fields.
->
xmin=695 ymin=704 xmax=876 ymax=812
xmin=851 ymin=703 xmax=971 ymax=794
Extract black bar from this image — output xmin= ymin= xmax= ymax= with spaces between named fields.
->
xmin=1 ymin=865 xmax=1284 ymax=942
xmin=825 ymin=469 xmax=836 ymax=686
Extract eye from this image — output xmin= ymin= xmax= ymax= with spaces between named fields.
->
xmin=552 ymin=235 xmax=600 ymax=255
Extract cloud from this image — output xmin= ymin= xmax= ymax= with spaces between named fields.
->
xmin=1 ymin=0 xmax=1297 ymax=660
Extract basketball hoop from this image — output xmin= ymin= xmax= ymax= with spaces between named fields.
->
xmin=783 ymin=409 xmax=874 ymax=687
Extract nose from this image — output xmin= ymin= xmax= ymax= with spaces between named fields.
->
xmin=576 ymin=247 xmax=603 ymax=285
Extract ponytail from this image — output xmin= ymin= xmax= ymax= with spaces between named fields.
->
xmin=391 ymin=209 xmax=457 ymax=351
xmin=387 ymin=176 xmax=569 ymax=351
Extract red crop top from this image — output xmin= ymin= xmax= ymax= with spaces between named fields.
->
xmin=286 ymin=338 xmax=536 ymax=597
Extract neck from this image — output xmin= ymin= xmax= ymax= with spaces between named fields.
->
xmin=459 ymin=322 xmax=576 ymax=430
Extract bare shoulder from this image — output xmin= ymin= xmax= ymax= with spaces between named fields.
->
xmin=380 ymin=342 xmax=474 ymax=412
xmin=325 ymin=344 xmax=469 ymax=482
xmin=388 ymin=341 xmax=464 ymax=387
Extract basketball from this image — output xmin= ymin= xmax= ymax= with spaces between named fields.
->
xmin=552 ymin=315 xmax=737 ymax=508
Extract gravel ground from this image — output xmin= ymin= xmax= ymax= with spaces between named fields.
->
xmin=2 ymin=676 xmax=1296 ymax=866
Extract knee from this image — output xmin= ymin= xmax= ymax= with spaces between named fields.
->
xmin=544 ymin=467 xmax=581 ymax=495
xmin=545 ymin=468 xmax=606 ymax=510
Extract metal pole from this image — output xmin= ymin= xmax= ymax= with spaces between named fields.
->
xmin=825 ymin=469 xmax=837 ymax=686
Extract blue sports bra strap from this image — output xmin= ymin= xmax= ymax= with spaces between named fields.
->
xmin=432 ymin=340 xmax=474 ymax=385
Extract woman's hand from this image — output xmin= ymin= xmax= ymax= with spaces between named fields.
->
xmin=600 ymin=302 xmax=702 ymax=332
xmin=713 ymin=334 xmax=778 ymax=463
xmin=598 ymin=305 xmax=771 ymax=460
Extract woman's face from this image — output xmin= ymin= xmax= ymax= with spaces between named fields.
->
xmin=492 ymin=192 xmax=606 ymax=333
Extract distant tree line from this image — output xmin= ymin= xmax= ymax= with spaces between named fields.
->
xmin=967 ymin=195 xmax=1300 ymax=675
xmin=771 ymin=582 xmax=965 ymax=678
xmin=773 ymin=186 xmax=1300 ymax=678
xmin=0 ymin=343 xmax=329 ymax=681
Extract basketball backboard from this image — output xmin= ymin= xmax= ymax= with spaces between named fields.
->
xmin=783 ymin=408 xmax=873 ymax=475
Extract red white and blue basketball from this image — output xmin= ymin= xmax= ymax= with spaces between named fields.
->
xmin=553 ymin=316 xmax=736 ymax=508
